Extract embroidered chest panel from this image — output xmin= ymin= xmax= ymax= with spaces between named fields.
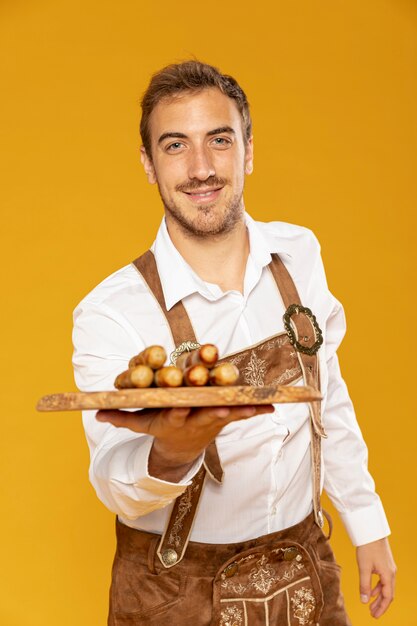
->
xmin=218 ymin=332 xmax=302 ymax=388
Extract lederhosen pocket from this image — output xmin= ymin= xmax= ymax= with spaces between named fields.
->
xmin=213 ymin=542 xmax=324 ymax=626
xmin=110 ymin=555 xmax=187 ymax=625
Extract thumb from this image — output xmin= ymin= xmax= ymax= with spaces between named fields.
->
xmin=359 ymin=564 xmax=372 ymax=604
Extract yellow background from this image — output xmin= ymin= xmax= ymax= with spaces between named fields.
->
xmin=1 ymin=0 xmax=416 ymax=624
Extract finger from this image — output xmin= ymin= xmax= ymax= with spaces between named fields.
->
xmin=196 ymin=405 xmax=267 ymax=423
xmin=371 ymin=593 xmax=390 ymax=618
xmin=190 ymin=406 xmax=232 ymax=423
xmin=216 ymin=404 xmax=275 ymax=420
xmin=358 ymin=564 xmax=372 ymax=604
xmin=184 ymin=405 xmax=257 ymax=427
xmin=164 ymin=407 xmax=192 ymax=426
xmin=96 ymin=407 xmax=193 ymax=432
xmin=254 ymin=405 xmax=275 ymax=415
xmin=370 ymin=575 xmax=394 ymax=618
xmin=371 ymin=581 xmax=381 ymax=597
xmin=96 ymin=408 xmax=160 ymax=420
xmin=96 ymin=409 xmax=138 ymax=421
xmin=370 ymin=574 xmax=394 ymax=618
xmin=96 ymin=409 xmax=151 ymax=432
xmin=226 ymin=405 xmax=258 ymax=420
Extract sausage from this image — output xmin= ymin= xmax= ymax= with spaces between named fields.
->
xmin=183 ymin=364 xmax=210 ymax=387
xmin=209 ymin=362 xmax=239 ymax=386
xmin=154 ymin=366 xmax=184 ymax=388
xmin=129 ymin=345 xmax=167 ymax=370
xmin=176 ymin=344 xmax=219 ymax=369
xmin=114 ymin=365 xmax=154 ymax=389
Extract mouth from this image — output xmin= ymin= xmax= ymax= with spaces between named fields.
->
xmin=183 ymin=186 xmax=223 ymax=203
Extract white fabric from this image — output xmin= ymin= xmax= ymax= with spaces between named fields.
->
xmin=72 ymin=214 xmax=390 ymax=546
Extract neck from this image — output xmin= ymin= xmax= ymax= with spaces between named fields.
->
xmin=165 ymin=216 xmax=250 ymax=294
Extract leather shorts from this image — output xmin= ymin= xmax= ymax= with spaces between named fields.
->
xmin=108 ymin=511 xmax=351 ymax=626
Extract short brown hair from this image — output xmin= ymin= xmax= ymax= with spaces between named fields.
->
xmin=140 ymin=60 xmax=252 ymax=157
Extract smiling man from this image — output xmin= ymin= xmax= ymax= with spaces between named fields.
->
xmin=142 ymin=89 xmax=251 ymax=241
xmin=72 ymin=61 xmax=396 ymax=625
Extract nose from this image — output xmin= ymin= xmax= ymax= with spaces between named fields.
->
xmin=187 ymin=145 xmax=215 ymax=181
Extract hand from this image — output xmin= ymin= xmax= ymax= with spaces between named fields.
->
xmin=356 ymin=537 xmax=396 ymax=618
xmin=96 ymin=404 xmax=274 ymax=480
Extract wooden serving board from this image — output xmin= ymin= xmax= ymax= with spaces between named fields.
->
xmin=36 ymin=385 xmax=321 ymax=412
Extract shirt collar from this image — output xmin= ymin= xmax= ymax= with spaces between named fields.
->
xmin=151 ymin=213 xmax=293 ymax=311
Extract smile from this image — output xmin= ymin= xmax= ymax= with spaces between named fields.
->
xmin=183 ymin=187 xmax=223 ymax=202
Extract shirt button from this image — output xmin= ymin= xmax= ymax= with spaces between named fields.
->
xmin=271 ymin=505 xmax=277 ymax=515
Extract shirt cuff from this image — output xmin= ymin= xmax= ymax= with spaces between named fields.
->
xmin=132 ymin=437 xmax=204 ymax=496
xmin=339 ymin=499 xmax=391 ymax=546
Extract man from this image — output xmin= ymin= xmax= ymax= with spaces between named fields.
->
xmin=72 ymin=60 xmax=396 ymax=625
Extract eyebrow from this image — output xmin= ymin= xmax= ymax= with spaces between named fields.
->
xmin=207 ymin=126 xmax=236 ymax=137
xmin=158 ymin=132 xmax=187 ymax=144
xmin=157 ymin=126 xmax=236 ymax=144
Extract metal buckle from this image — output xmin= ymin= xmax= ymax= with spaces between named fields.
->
xmin=283 ymin=304 xmax=323 ymax=356
xmin=170 ymin=340 xmax=201 ymax=365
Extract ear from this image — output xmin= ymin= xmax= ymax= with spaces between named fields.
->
xmin=244 ymin=136 xmax=254 ymax=175
xmin=140 ymin=146 xmax=157 ymax=184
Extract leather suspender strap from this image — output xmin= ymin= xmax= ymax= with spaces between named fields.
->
xmin=269 ymin=253 xmax=326 ymax=528
xmin=132 ymin=250 xmax=223 ymax=568
xmin=155 ymin=465 xmax=207 ymax=568
xmin=133 ymin=250 xmax=197 ymax=349
xmin=132 ymin=250 xmax=223 ymax=480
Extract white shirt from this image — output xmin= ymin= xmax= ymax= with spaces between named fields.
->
xmin=72 ymin=214 xmax=390 ymax=546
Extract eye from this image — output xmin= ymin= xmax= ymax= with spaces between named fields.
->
xmin=211 ymin=137 xmax=232 ymax=149
xmin=166 ymin=141 xmax=185 ymax=152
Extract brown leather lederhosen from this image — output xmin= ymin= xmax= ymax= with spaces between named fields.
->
xmin=108 ymin=251 xmax=351 ymax=626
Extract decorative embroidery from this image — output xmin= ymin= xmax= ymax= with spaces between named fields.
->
xmin=241 ymin=352 xmax=267 ymax=386
xmin=168 ymin=481 xmax=201 ymax=548
xmin=227 ymin=353 xmax=246 ymax=367
xmin=236 ymin=554 xmax=256 ymax=565
xmin=264 ymin=335 xmax=290 ymax=350
xmin=221 ymin=554 xmax=305 ymax=595
xmin=277 ymin=559 xmax=304 ymax=582
xmin=270 ymin=366 xmax=302 ymax=385
xmin=248 ymin=554 xmax=277 ymax=594
xmin=220 ymin=604 xmax=243 ymax=626
xmin=221 ymin=581 xmax=247 ymax=595
xmin=291 ymin=586 xmax=316 ymax=625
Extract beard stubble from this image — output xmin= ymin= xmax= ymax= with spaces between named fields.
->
xmin=158 ymin=175 xmax=245 ymax=238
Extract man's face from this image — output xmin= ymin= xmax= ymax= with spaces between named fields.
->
xmin=141 ymin=88 xmax=253 ymax=238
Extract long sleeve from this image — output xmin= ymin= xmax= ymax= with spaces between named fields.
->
xmin=72 ymin=300 xmax=203 ymax=520
xmin=321 ymin=298 xmax=391 ymax=546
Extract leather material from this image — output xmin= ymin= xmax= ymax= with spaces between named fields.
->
xmin=109 ymin=512 xmax=351 ymax=625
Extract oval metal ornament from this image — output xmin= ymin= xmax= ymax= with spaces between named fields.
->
xmin=283 ymin=304 xmax=323 ymax=356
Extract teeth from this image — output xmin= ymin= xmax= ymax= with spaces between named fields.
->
xmin=192 ymin=190 xmax=216 ymax=196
